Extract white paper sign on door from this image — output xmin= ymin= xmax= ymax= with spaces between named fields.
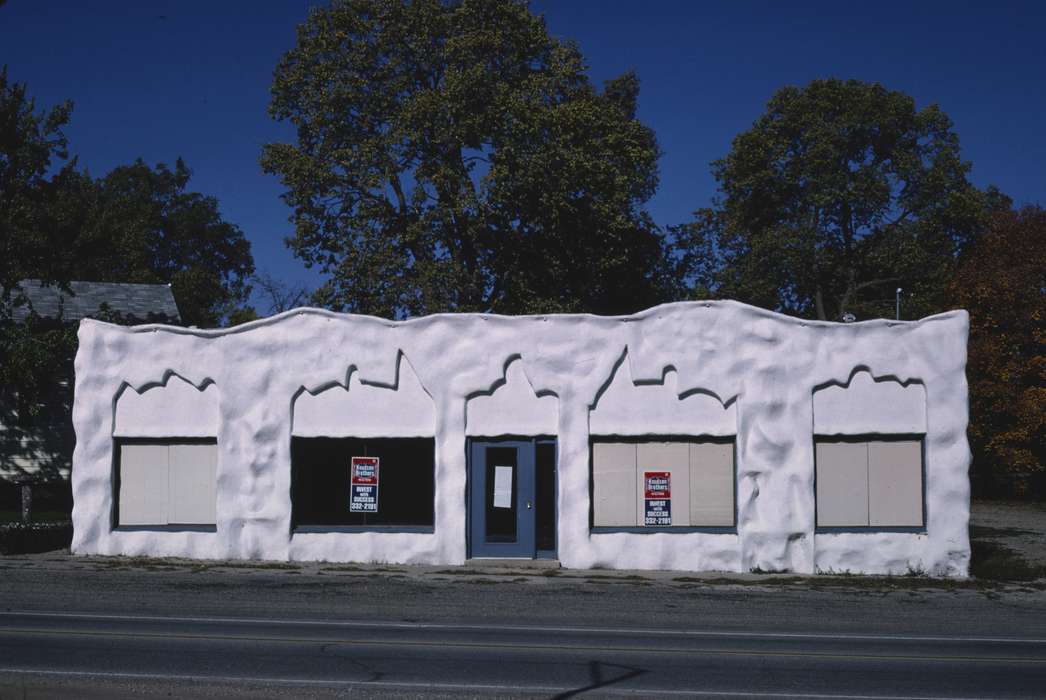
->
xmin=493 ymin=465 xmax=513 ymax=509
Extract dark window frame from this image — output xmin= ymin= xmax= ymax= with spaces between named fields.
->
xmin=588 ymin=434 xmax=738 ymax=534
xmin=290 ymin=436 xmax=436 ymax=532
xmin=813 ymin=433 xmax=927 ymax=533
xmin=111 ymin=436 xmax=218 ymax=532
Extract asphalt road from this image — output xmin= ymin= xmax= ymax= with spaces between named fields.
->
xmin=1 ymin=556 xmax=1045 ymax=698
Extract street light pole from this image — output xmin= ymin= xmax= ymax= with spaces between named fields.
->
xmin=896 ymin=287 xmax=902 ymax=320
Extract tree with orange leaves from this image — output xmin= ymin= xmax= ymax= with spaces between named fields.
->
xmin=952 ymin=205 xmax=1045 ymax=497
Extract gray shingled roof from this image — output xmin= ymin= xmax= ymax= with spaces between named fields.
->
xmin=9 ymin=280 xmax=181 ymax=323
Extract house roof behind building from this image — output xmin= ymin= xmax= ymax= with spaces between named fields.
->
xmin=11 ymin=280 xmax=181 ymax=324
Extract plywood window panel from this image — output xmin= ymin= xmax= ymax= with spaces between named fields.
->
xmin=591 ymin=442 xmax=636 ymax=527
xmin=168 ymin=443 xmax=218 ymax=525
xmin=118 ymin=444 xmax=169 ymax=526
xmin=815 ymin=442 xmax=869 ymax=527
xmin=689 ymin=442 xmax=734 ymax=526
xmin=868 ymin=440 xmax=923 ymax=527
xmin=635 ymin=442 xmax=691 ymax=527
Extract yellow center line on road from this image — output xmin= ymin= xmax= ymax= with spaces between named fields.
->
xmin=1 ymin=627 xmax=1044 ymax=664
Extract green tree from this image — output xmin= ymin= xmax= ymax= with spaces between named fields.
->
xmin=262 ymin=0 xmax=673 ymax=317
xmin=71 ymin=159 xmax=255 ymax=327
xmin=0 ymin=66 xmax=81 ymax=419
xmin=677 ymin=78 xmax=988 ymax=321
xmin=951 ymin=205 xmax=1045 ymax=497
xmin=2 ymin=66 xmax=254 ymax=438
xmin=0 ymin=66 xmax=79 ymax=305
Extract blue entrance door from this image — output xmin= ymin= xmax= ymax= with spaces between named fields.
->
xmin=469 ymin=439 xmax=556 ymax=558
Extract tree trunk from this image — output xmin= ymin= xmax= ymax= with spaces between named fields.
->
xmin=20 ymin=482 xmax=32 ymax=523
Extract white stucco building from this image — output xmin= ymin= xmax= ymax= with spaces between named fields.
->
xmin=71 ymin=301 xmax=971 ymax=576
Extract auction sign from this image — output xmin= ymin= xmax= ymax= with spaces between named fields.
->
xmin=349 ymin=456 xmax=379 ymax=513
xmin=643 ymin=471 xmax=671 ymax=526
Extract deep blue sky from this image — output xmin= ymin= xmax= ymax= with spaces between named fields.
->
xmin=2 ymin=1 xmax=1044 ymax=308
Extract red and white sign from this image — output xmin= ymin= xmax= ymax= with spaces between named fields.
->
xmin=349 ymin=456 xmax=379 ymax=513
xmin=644 ymin=471 xmax=671 ymax=499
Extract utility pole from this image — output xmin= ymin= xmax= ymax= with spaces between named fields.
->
xmin=896 ymin=287 xmax=902 ymax=320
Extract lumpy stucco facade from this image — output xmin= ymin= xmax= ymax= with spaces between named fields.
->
xmin=71 ymin=301 xmax=971 ymax=576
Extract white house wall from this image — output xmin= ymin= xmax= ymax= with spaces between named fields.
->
xmin=813 ymin=370 xmax=926 ymax=435
xmin=589 ymin=357 xmax=735 ymax=436
xmin=71 ymin=301 xmax=971 ymax=576
xmin=292 ymin=357 xmax=435 ymax=438
xmin=465 ymin=358 xmax=558 ymax=437
xmin=113 ymin=375 xmax=219 ymax=438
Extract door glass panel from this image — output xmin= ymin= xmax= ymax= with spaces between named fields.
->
xmin=485 ymin=446 xmax=517 ymax=542
xmin=535 ymin=442 xmax=556 ymax=551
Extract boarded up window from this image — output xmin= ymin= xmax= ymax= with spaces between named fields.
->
xmin=591 ymin=439 xmax=735 ymax=528
xmin=117 ymin=440 xmax=217 ymax=527
xmin=815 ymin=438 xmax=923 ymax=528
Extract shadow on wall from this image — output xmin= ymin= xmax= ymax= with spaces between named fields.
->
xmin=0 ymin=390 xmax=75 ymax=487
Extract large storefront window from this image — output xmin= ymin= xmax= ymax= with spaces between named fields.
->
xmin=291 ymin=437 xmax=435 ymax=528
xmin=590 ymin=438 xmax=736 ymax=529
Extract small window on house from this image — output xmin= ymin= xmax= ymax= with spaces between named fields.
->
xmin=815 ymin=437 xmax=924 ymax=528
xmin=590 ymin=438 xmax=735 ymax=529
xmin=116 ymin=440 xmax=217 ymax=527
xmin=291 ymin=437 xmax=435 ymax=529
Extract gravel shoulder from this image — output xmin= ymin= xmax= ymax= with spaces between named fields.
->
xmin=970 ymin=499 xmax=1046 ymax=581
xmin=1 ymin=498 xmax=1043 ymax=605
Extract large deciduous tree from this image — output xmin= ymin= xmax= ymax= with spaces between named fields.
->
xmin=677 ymin=78 xmax=988 ymax=321
xmin=0 ymin=66 xmax=79 ymax=304
xmin=951 ymin=205 xmax=1045 ymax=497
xmin=0 ymin=66 xmax=81 ymax=418
xmin=2 ymin=65 xmax=254 ymax=433
xmin=71 ymin=159 xmax=255 ymax=327
xmin=262 ymin=0 xmax=673 ymax=317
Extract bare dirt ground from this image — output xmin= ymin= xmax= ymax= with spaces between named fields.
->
xmin=970 ymin=499 xmax=1046 ymax=581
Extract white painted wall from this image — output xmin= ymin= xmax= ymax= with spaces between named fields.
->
xmin=466 ymin=358 xmax=557 ymax=436
xmin=71 ymin=301 xmax=971 ymax=576
xmin=590 ymin=358 xmax=735 ymax=436
xmin=813 ymin=370 xmax=926 ymax=435
xmin=293 ymin=358 xmax=435 ymax=438
xmin=114 ymin=375 xmax=218 ymax=438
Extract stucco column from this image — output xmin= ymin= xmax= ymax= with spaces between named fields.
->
xmin=216 ymin=344 xmax=292 ymax=561
xmin=555 ymin=389 xmax=592 ymax=569
xmin=434 ymin=396 xmax=468 ymax=564
xmin=737 ymin=386 xmax=816 ymax=574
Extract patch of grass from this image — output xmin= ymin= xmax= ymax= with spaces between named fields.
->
xmin=212 ymin=561 xmax=301 ymax=571
xmin=583 ymin=578 xmax=652 ymax=586
xmin=970 ymin=525 xmax=1038 ymax=538
xmin=0 ymin=510 xmax=70 ymax=524
xmin=970 ymin=539 xmax=1046 ymax=582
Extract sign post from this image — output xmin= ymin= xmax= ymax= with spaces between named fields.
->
xmin=643 ymin=471 xmax=671 ymax=526
xmin=349 ymin=456 xmax=379 ymax=514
